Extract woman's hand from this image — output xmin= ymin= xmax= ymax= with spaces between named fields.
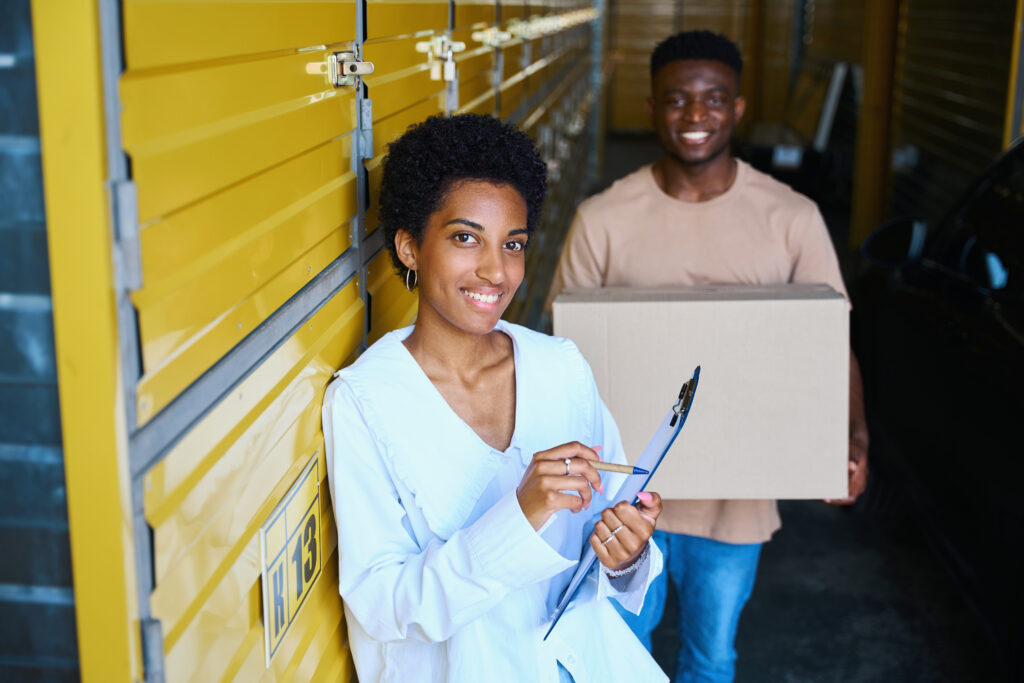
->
xmin=590 ymin=491 xmax=662 ymax=571
xmin=517 ymin=442 xmax=604 ymax=531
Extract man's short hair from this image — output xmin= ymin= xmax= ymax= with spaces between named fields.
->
xmin=650 ymin=30 xmax=743 ymax=80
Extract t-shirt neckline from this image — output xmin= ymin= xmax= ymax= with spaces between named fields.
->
xmin=643 ymin=158 xmax=749 ymax=210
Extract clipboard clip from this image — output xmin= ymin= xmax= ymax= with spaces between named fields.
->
xmin=670 ymin=368 xmax=699 ymax=427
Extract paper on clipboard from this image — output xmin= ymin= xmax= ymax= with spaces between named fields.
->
xmin=543 ymin=366 xmax=700 ymax=641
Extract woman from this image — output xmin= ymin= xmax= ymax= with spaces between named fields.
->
xmin=323 ymin=114 xmax=667 ymax=682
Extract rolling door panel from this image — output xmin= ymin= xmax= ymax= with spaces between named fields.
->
xmin=364 ymin=95 xmax=449 ymax=232
xmin=121 ymin=6 xmax=360 ymax=427
xmin=674 ymin=0 xmax=749 ymax=50
xmin=498 ymin=2 xmax=529 ymax=120
xmin=891 ymin=0 xmax=1016 ymax=221
xmin=526 ymin=43 xmax=572 ymax=105
xmin=366 ymin=1 xmax=448 ymax=39
xmin=519 ymin=56 xmax=572 ymax=135
xmin=458 ymin=78 xmax=500 ymax=114
xmin=133 ymin=167 xmax=356 ymax=425
xmin=121 ymin=51 xmax=357 ymax=222
xmin=523 ymin=57 xmax=587 ymax=131
xmin=522 ymin=9 xmax=594 ymax=113
xmin=212 ymin=549 xmax=349 ymax=682
xmin=606 ymin=0 xmax=674 ymax=131
xmin=457 ymin=69 xmax=498 ymax=115
xmin=454 ymin=1 xmax=498 ymax=115
xmin=364 ymin=35 xmax=449 ymax=120
xmin=143 ymin=281 xmax=363 ymax=680
xmin=163 ymin=481 xmax=340 ymax=681
xmin=499 ymin=69 xmax=529 ymax=120
xmin=363 ymin=1 xmax=449 ymax=236
xmin=367 ymin=250 xmax=419 ymax=344
xmin=122 ymin=1 xmax=357 ymax=70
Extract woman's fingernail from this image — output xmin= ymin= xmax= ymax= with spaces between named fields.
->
xmin=637 ymin=491 xmax=653 ymax=504
xmin=592 ymin=445 xmax=603 ymax=457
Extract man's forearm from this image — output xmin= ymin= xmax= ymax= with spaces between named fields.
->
xmin=849 ymin=350 xmax=869 ymax=458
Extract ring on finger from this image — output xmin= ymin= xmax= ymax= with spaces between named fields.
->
xmin=601 ymin=524 xmax=625 ymax=546
xmin=564 ymin=458 xmax=571 ymax=476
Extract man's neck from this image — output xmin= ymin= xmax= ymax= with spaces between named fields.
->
xmin=652 ymin=152 xmax=738 ymax=203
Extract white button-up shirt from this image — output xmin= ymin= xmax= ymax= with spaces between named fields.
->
xmin=323 ymin=321 xmax=666 ymax=683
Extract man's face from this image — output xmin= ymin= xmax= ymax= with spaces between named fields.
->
xmin=646 ymin=59 xmax=746 ymax=167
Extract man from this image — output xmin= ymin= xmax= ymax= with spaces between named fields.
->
xmin=548 ymin=30 xmax=869 ymax=682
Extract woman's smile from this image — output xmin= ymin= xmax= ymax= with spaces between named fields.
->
xmin=461 ymin=287 xmax=502 ymax=305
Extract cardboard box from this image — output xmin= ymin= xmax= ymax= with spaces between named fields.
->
xmin=553 ymin=284 xmax=849 ymax=499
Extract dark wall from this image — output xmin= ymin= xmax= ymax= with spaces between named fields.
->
xmin=0 ymin=1 xmax=80 ymax=681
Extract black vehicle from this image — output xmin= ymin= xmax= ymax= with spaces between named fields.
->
xmin=853 ymin=139 xmax=1023 ymax=677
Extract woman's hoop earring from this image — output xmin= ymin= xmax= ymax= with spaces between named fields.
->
xmin=404 ymin=268 xmax=418 ymax=292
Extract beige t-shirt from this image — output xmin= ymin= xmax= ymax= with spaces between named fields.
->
xmin=549 ymin=160 xmax=849 ymax=544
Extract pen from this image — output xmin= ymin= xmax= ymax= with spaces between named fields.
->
xmin=591 ymin=462 xmax=649 ymax=475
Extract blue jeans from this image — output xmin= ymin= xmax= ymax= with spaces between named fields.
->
xmin=615 ymin=530 xmax=762 ymax=682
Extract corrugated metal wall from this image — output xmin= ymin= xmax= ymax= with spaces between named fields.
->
xmin=890 ymin=0 xmax=1018 ymax=222
xmin=0 ymin=2 xmax=79 ymax=681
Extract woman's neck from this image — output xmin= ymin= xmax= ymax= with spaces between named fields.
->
xmin=403 ymin=316 xmax=518 ymax=451
xmin=403 ymin=318 xmax=511 ymax=386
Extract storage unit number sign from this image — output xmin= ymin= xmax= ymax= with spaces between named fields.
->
xmin=259 ymin=453 xmax=323 ymax=665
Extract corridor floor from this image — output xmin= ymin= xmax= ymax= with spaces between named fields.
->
xmin=650 ymin=500 xmax=1000 ymax=682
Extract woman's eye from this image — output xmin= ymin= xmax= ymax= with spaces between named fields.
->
xmin=453 ymin=232 xmax=476 ymax=244
xmin=505 ymin=240 xmax=526 ymax=252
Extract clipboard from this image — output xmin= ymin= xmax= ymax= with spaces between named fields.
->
xmin=543 ymin=366 xmax=700 ymax=640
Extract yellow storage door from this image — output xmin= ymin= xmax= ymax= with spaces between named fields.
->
xmin=121 ymin=1 xmax=361 ymax=426
xmin=454 ymin=0 xmax=499 ymax=116
xmin=116 ymin=2 xmax=365 ymax=679
xmin=367 ymin=250 xmax=418 ymax=345
xmin=144 ymin=282 xmax=363 ymax=681
xmin=363 ymin=0 xmax=449 ymax=239
xmin=498 ymin=0 xmax=530 ymax=121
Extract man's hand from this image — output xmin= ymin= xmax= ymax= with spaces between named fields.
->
xmin=827 ymin=350 xmax=869 ymax=506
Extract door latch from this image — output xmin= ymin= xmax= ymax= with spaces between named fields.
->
xmin=470 ymin=27 xmax=513 ymax=48
xmin=328 ymin=51 xmax=374 ymax=87
xmin=414 ymin=35 xmax=466 ymax=82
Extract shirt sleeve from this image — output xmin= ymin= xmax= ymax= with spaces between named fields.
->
xmin=545 ymin=209 xmax=607 ymax=312
xmin=788 ymin=203 xmax=851 ymax=305
xmin=324 ymin=380 xmax=575 ymax=644
xmin=599 ymin=538 xmax=663 ymax=614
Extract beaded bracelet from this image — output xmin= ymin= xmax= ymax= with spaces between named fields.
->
xmin=604 ymin=542 xmax=650 ymax=579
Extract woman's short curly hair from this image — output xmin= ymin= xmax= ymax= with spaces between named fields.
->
xmin=379 ymin=113 xmax=547 ymax=278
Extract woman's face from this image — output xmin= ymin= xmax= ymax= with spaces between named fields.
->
xmin=396 ymin=180 xmax=529 ymax=337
